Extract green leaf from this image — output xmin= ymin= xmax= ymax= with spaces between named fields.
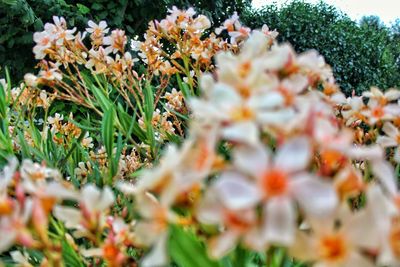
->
xmin=81 ymin=73 xmax=112 ymax=112
xmin=116 ymin=104 xmax=146 ymax=142
xmin=101 ymin=107 xmax=116 ymax=182
xmin=61 ymin=239 xmax=84 ymax=267
xmin=176 ymin=73 xmax=192 ymax=99
xmin=169 ymin=225 xmax=220 ymax=267
xmin=91 ymin=3 xmax=103 ymax=10
xmin=76 ymin=3 xmax=90 ymax=14
xmin=143 ymin=84 xmax=156 ymax=152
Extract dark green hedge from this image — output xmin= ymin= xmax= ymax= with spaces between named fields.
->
xmin=0 ymin=0 xmax=249 ymax=79
xmin=1 ymin=0 xmax=399 ymax=95
xmin=242 ymin=1 xmax=400 ymax=95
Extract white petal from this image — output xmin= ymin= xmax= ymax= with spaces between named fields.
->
xmin=233 ymin=143 xmax=270 ymax=177
xmin=209 ymin=230 xmax=239 ymax=259
xmin=366 ymin=184 xmax=398 ymax=228
xmin=289 ymin=231 xmax=316 ymax=262
xmin=346 ymin=145 xmax=383 ymax=161
xmin=87 ymin=20 xmax=96 ymax=28
xmin=136 ymin=192 xmax=162 ymax=219
xmin=141 ymin=233 xmax=169 ymax=267
xmin=248 ymin=91 xmax=284 ymax=109
xmin=211 ymin=83 xmax=242 ymax=109
xmin=281 ymin=74 xmax=309 ymax=94
xmin=222 ymin=121 xmax=259 ymax=145
xmin=44 ymin=182 xmax=79 ymax=200
xmin=382 ymin=122 xmax=399 ymax=138
xmin=377 ymin=136 xmax=398 ymax=147
xmin=243 ymin=227 xmax=269 ymax=252
xmin=98 ymin=21 xmax=108 ymax=30
xmin=275 ymin=137 xmax=311 ymax=173
xmin=196 ymin=188 xmax=224 ymax=225
xmin=385 ymin=89 xmax=400 ymax=101
xmin=0 ymin=229 xmax=16 ymax=253
xmin=215 ymin=172 xmax=261 ymax=210
xmin=263 ymin=197 xmax=296 ymax=245
xmin=292 ymin=175 xmax=338 ymax=218
xmin=257 ymin=109 xmax=295 ymax=125
xmin=53 ymin=206 xmax=81 ymax=228
xmin=97 ymin=186 xmax=115 ymax=211
xmin=344 ymin=209 xmax=382 ymax=250
xmin=371 ymin=160 xmax=397 ymax=196
xmin=343 ymin=252 xmax=375 ymax=267
xmin=81 ymin=248 xmax=103 ymax=258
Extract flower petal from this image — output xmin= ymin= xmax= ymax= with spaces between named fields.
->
xmin=209 ymin=230 xmax=240 ymax=259
xmin=222 ymin=121 xmax=259 ymax=145
xmin=371 ymin=160 xmax=397 ymax=196
xmin=257 ymin=109 xmax=295 ymax=125
xmin=233 ymin=143 xmax=270 ymax=177
xmin=215 ymin=172 xmax=261 ymax=210
xmin=196 ymin=188 xmax=224 ymax=225
xmin=141 ymin=233 xmax=169 ymax=267
xmin=275 ymin=137 xmax=311 ymax=173
xmin=263 ymin=197 xmax=296 ymax=245
xmin=382 ymin=122 xmax=399 ymax=138
xmin=292 ymin=174 xmax=338 ymax=218
xmin=377 ymin=136 xmax=398 ymax=147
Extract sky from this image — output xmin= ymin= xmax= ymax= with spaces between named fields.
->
xmin=252 ymin=0 xmax=399 ymax=25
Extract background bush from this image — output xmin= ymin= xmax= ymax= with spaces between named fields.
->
xmin=0 ymin=0 xmax=249 ymax=80
xmin=0 ymin=0 xmax=399 ymax=95
xmin=242 ymin=1 xmax=400 ymax=95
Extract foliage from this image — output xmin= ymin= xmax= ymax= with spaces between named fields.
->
xmin=242 ymin=1 xmax=400 ymax=95
xmin=0 ymin=5 xmax=400 ymax=267
xmin=0 ymin=0 xmax=250 ymax=80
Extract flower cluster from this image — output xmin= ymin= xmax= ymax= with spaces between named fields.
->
xmin=132 ymin=7 xmax=277 ymax=86
xmin=121 ymin=30 xmax=400 ymax=267
xmin=1 ymin=7 xmax=399 ymax=267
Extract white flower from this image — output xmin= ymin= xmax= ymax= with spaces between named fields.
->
xmin=197 ymin=186 xmax=264 ymax=257
xmin=290 ymin=204 xmax=380 ymax=267
xmin=86 ymin=20 xmax=109 ymax=35
xmin=38 ymin=68 xmax=62 ymax=81
xmin=210 ymin=137 xmax=338 ymax=246
xmin=54 ymin=185 xmax=114 ymax=238
xmin=377 ymin=122 xmax=400 ymax=162
xmin=23 ymin=73 xmax=38 ymax=87
xmin=33 ymin=31 xmax=54 ymax=59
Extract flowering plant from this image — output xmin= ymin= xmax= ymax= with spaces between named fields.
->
xmin=0 ymin=7 xmax=399 ymax=267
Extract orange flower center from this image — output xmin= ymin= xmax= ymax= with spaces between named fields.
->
xmin=194 ymin=140 xmax=213 ymax=172
xmin=0 ymin=198 xmax=13 ymax=215
xmin=40 ymin=37 xmax=50 ymax=46
xmin=320 ymin=149 xmax=346 ymax=173
xmin=93 ymin=28 xmax=103 ymax=37
xmin=103 ymin=243 xmax=120 ymax=263
xmin=29 ymin=171 xmax=46 ymax=180
xmin=238 ymin=62 xmax=252 ymax=78
xmin=224 ymin=211 xmax=252 ymax=231
xmin=279 ymin=86 xmax=295 ymax=106
xmin=371 ymin=106 xmax=384 ymax=118
xmin=237 ymin=84 xmax=251 ymax=99
xmin=231 ymin=106 xmax=255 ymax=121
xmin=390 ymin=218 xmax=400 ymax=258
xmin=318 ymin=234 xmax=348 ymax=262
xmin=323 ymin=83 xmax=337 ymax=96
xmin=40 ymin=197 xmax=57 ymax=214
xmin=335 ymin=170 xmax=364 ymax=200
xmin=261 ymin=169 xmax=289 ymax=197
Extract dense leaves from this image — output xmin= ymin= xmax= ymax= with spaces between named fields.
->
xmin=242 ymin=1 xmax=400 ymax=95
xmin=0 ymin=0 xmax=250 ymax=79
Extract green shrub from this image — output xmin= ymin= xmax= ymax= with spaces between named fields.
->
xmin=0 ymin=0 xmax=250 ymax=80
xmin=242 ymin=1 xmax=400 ymax=95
